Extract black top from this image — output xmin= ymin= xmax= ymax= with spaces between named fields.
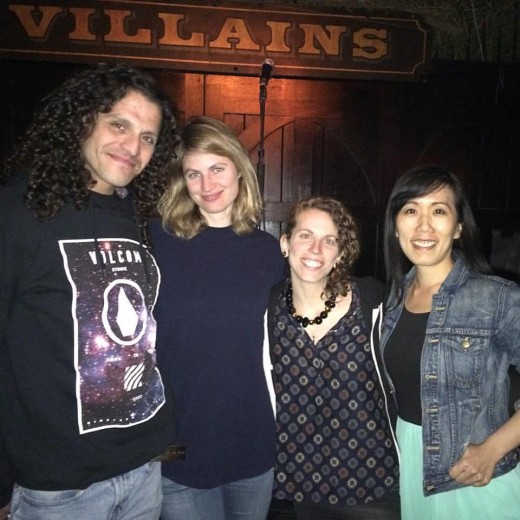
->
xmin=384 ymin=307 xmax=429 ymax=425
xmin=0 ymin=176 xmax=176 ymax=505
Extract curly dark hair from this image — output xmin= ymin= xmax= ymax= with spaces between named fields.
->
xmin=284 ymin=197 xmax=361 ymax=298
xmin=2 ymin=62 xmax=178 ymax=235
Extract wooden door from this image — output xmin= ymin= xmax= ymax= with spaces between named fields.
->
xmin=162 ymin=72 xmax=385 ymax=275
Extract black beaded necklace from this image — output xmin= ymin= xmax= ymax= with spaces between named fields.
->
xmin=285 ymin=283 xmax=337 ymax=328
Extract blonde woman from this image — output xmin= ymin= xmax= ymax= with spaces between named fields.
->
xmin=150 ymin=117 xmax=285 ymax=520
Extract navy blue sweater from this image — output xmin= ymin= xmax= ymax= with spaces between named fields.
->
xmin=150 ymin=222 xmax=285 ymax=488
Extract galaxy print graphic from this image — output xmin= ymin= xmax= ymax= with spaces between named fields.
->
xmin=59 ymin=238 xmax=165 ymax=434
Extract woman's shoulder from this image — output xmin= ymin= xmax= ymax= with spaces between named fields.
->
xmin=268 ymin=279 xmax=287 ymax=310
xmin=250 ymin=227 xmax=280 ymax=243
xmin=148 ymin=217 xmax=164 ymax=232
xmin=352 ymin=275 xmax=384 ymax=303
xmin=246 ymin=228 xmax=283 ymax=256
xmin=449 ymin=270 xmax=520 ymax=314
xmin=147 ymin=218 xmax=185 ymax=256
xmin=466 ymin=270 xmax=520 ymax=291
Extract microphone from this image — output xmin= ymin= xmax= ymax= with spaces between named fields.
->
xmin=260 ymin=58 xmax=275 ymax=87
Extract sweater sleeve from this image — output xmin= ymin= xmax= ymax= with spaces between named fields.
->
xmin=0 ymin=221 xmax=14 ymax=509
xmin=0 ymin=425 xmax=12 ymax=509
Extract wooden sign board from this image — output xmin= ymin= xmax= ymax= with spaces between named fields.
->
xmin=0 ymin=1 xmax=431 ymax=80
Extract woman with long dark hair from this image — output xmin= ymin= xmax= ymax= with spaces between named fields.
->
xmin=381 ymin=165 xmax=520 ymax=519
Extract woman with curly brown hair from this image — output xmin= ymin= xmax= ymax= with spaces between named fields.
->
xmin=0 ymin=62 xmax=179 ymax=520
xmin=268 ymin=197 xmax=400 ymax=519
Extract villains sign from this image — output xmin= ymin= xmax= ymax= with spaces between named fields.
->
xmin=0 ymin=1 xmax=431 ymax=80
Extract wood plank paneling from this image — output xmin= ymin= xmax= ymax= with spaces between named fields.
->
xmin=2 ymin=60 xmax=520 ymax=279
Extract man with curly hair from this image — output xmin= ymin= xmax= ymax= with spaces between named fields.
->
xmin=0 ymin=62 xmax=179 ymax=520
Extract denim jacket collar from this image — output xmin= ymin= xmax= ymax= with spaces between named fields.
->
xmin=403 ymin=251 xmax=468 ymax=297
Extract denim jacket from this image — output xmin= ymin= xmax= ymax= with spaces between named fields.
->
xmin=380 ymin=255 xmax=520 ymax=496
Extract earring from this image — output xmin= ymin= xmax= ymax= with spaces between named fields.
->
xmin=282 ymin=251 xmax=288 ymax=258
xmin=455 ymin=223 xmax=462 ymax=239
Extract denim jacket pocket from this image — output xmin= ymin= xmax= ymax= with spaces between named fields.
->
xmin=444 ymin=334 xmax=489 ymax=388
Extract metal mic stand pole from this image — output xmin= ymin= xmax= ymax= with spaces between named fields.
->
xmin=257 ymin=81 xmax=267 ymax=229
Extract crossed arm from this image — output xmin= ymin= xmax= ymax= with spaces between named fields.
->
xmin=450 ymin=403 xmax=520 ymax=486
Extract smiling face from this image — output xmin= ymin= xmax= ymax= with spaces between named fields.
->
xmin=81 ymin=90 xmax=162 ymax=195
xmin=395 ymin=185 xmax=462 ymax=276
xmin=183 ymin=151 xmax=240 ymax=227
xmin=281 ymin=208 xmax=342 ymax=288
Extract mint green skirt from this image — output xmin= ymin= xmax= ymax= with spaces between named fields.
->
xmin=396 ymin=418 xmax=520 ymax=520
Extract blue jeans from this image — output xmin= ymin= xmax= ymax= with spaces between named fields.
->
xmin=161 ymin=468 xmax=274 ymax=520
xmin=10 ymin=462 xmax=161 ymax=520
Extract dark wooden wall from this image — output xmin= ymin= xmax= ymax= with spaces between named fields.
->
xmin=2 ymin=59 xmax=519 ymax=280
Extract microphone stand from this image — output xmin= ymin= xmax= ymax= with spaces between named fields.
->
xmin=257 ymin=80 xmax=268 ymax=229
xmin=257 ymin=80 xmax=268 ymax=207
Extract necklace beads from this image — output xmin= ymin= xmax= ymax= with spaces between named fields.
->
xmin=285 ymin=283 xmax=337 ymax=328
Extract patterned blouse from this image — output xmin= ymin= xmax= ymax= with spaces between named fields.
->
xmin=272 ymin=281 xmax=397 ymax=506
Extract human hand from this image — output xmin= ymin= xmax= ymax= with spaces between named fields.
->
xmin=449 ymin=442 xmax=499 ymax=487
xmin=0 ymin=501 xmax=10 ymax=520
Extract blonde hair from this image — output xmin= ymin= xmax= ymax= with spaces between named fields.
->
xmin=158 ymin=116 xmax=262 ymax=238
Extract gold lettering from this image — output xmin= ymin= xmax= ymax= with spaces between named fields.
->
xmin=209 ymin=18 xmax=260 ymax=51
xmin=9 ymin=5 xmax=63 ymax=38
xmin=68 ymin=8 xmax=96 ymax=41
xmin=158 ymin=13 xmax=204 ymax=46
xmin=299 ymin=24 xmax=347 ymax=55
xmin=266 ymin=21 xmax=291 ymax=53
xmin=353 ymin=28 xmax=388 ymax=59
xmin=104 ymin=9 xmax=151 ymax=44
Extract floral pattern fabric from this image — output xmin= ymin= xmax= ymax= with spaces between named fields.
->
xmin=272 ymin=284 xmax=397 ymax=506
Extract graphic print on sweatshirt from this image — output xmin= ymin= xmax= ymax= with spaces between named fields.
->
xmin=59 ymin=238 xmax=165 ymax=434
